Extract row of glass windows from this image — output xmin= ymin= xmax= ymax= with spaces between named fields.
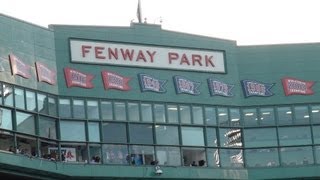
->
xmin=2 ymin=82 xmax=320 ymax=126
xmin=1 ymin=131 xmax=320 ymax=168
xmin=2 ymin=107 xmax=320 ymax=148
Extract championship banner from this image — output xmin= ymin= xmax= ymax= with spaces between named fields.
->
xmin=281 ymin=77 xmax=314 ymax=96
xmin=64 ymin=67 xmax=94 ymax=88
xmin=207 ymin=78 xmax=234 ymax=97
xmin=9 ymin=54 xmax=31 ymax=79
xmin=138 ymin=73 xmax=167 ymax=93
xmin=241 ymin=79 xmax=274 ymax=97
xmin=35 ymin=62 xmax=56 ymax=85
xmin=101 ymin=71 xmax=131 ymax=91
xmin=173 ymin=76 xmax=201 ymax=95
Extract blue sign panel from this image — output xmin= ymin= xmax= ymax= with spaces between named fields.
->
xmin=173 ymin=76 xmax=201 ymax=95
xmin=138 ymin=73 xmax=167 ymax=93
xmin=241 ymin=79 xmax=274 ymax=97
xmin=207 ymin=78 xmax=234 ymax=97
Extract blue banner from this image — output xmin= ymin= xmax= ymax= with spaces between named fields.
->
xmin=138 ymin=74 xmax=167 ymax=93
xmin=207 ymin=78 xmax=234 ymax=97
xmin=173 ymin=76 xmax=201 ymax=95
xmin=241 ymin=79 xmax=275 ymax=97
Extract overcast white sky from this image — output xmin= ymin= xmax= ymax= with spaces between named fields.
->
xmin=1 ymin=0 xmax=320 ymax=45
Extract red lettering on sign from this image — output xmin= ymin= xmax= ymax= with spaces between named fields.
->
xmin=168 ymin=52 xmax=179 ymax=64
xmin=192 ymin=54 xmax=202 ymax=66
xmin=81 ymin=45 xmax=92 ymax=57
xmin=146 ymin=51 xmax=156 ymax=63
xmin=120 ymin=49 xmax=134 ymax=61
xmin=205 ymin=55 xmax=214 ymax=67
xmin=95 ymin=46 xmax=106 ymax=59
xmin=180 ymin=54 xmax=190 ymax=65
xmin=136 ymin=50 xmax=147 ymax=62
xmin=108 ymin=48 xmax=118 ymax=60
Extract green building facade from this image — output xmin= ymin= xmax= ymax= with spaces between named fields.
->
xmin=0 ymin=13 xmax=320 ymax=179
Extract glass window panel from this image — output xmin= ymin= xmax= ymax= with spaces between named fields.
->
xmin=243 ymin=128 xmax=277 ymax=147
xmin=101 ymin=101 xmax=113 ymax=120
xmin=26 ymin=91 xmax=36 ymax=111
xmin=129 ymin=124 xmax=153 ymax=144
xmin=294 ymin=106 xmax=310 ymax=124
xmin=218 ymin=108 xmax=229 ymax=126
xmin=141 ymin=103 xmax=152 ymax=122
xmin=193 ymin=106 xmax=203 ymax=125
xmin=39 ymin=116 xmax=57 ymax=139
xmin=243 ymin=108 xmax=257 ymax=126
xmin=245 ymin=148 xmax=279 ymax=167
xmin=39 ymin=140 xmax=58 ymax=161
xmin=3 ymin=84 xmax=13 ymax=107
xmin=14 ymin=88 xmax=25 ymax=109
xmin=182 ymin=147 xmax=206 ymax=166
xmin=0 ymin=83 xmax=2 ymax=105
xmin=156 ymin=146 xmax=181 ymax=166
xmin=278 ymin=126 xmax=312 ymax=146
xmin=61 ymin=143 xmax=88 ymax=163
xmin=37 ymin=93 xmax=47 ymax=113
xmin=128 ymin=103 xmax=140 ymax=121
xmin=219 ymin=128 xmax=242 ymax=148
xmin=59 ymin=99 xmax=71 ymax=118
xmin=0 ymin=131 xmax=14 ymax=153
xmin=102 ymin=122 xmax=127 ymax=143
xmin=311 ymin=105 xmax=320 ymax=124
xmin=155 ymin=125 xmax=179 ymax=145
xmin=207 ymin=148 xmax=220 ymax=167
xmin=48 ymin=96 xmax=57 ymax=116
xmin=219 ymin=149 xmax=243 ymax=168
xmin=205 ymin=107 xmax=217 ymax=125
xmin=181 ymin=127 xmax=204 ymax=146
xmin=60 ymin=121 xmax=86 ymax=141
xmin=103 ymin=144 xmax=128 ymax=164
xmin=73 ymin=99 xmax=85 ymax=119
xmin=206 ymin=127 xmax=217 ymax=147
xmin=87 ymin=101 xmax=99 ymax=119
xmin=259 ymin=107 xmax=276 ymax=126
xmin=154 ymin=104 xmax=165 ymax=123
xmin=180 ymin=105 xmax=191 ymax=124
xmin=130 ymin=145 xmax=155 ymax=165
xmin=167 ymin=104 xmax=178 ymax=123
xmin=314 ymin=146 xmax=320 ymax=164
xmin=16 ymin=111 xmax=35 ymax=135
xmin=0 ymin=108 xmax=12 ymax=130
xmin=277 ymin=106 xmax=293 ymax=125
xmin=312 ymin=125 xmax=320 ymax=144
xmin=16 ymin=136 xmax=37 ymax=156
xmin=230 ymin=108 xmax=241 ymax=126
xmin=89 ymin=145 xmax=101 ymax=164
xmin=280 ymin=146 xmax=313 ymax=166
xmin=88 ymin=122 xmax=100 ymax=142
xmin=114 ymin=102 xmax=126 ymax=121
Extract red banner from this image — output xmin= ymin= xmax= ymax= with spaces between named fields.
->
xmin=35 ymin=62 xmax=56 ymax=85
xmin=101 ymin=71 xmax=130 ymax=91
xmin=282 ymin=77 xmax=314 ymax=96
xmin=64 ymin=67 xmax=94 ymax=88
xmin=9 ymin=54 xmax=31 ymax=79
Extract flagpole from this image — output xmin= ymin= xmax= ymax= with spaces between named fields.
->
xmin=137 ymin=0 xmax=142 ymax=23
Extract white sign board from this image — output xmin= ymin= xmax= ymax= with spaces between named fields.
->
xmin=70 ymin=39 xmax=225 ymax=73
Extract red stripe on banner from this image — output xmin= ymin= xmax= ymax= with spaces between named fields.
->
xmin=281 ymin=77 xmax=314 ymax=96
xmin=101 ymin=70 xmax=131 ymax=91
xmin=9 ymin=54 xmax=31 ymax=79
xmin=35 ymin=62 xmax=56 ymax=85
xmin=64 ymin=67 xmax=94 ymax=88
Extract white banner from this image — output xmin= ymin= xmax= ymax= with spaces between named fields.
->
xmin=70 ymin=40 xmax=225 ymax=73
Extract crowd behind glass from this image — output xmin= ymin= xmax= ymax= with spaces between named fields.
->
xmin=0 ymin=82 xmax=320 ymax=168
